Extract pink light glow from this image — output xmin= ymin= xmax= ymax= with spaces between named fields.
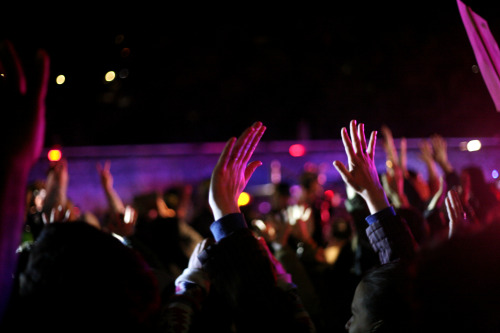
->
xmin=289 ymin=144 xmax=306 ymax=157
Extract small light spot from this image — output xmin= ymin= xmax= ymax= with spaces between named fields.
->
xmin=289 ymin=144 xmax=306 ymax=157
xmin=238 ymin=192 xmax=251 ymax=206
xmin=467 ymin=139 xmax=481 ymax=152
xmin=105 ymin=71 xmax=116 ymax=82
xmin=56 ymin=75 xmax=65 ymax=85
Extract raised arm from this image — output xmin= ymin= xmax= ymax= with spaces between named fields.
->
xmin=42 ymin=158 xmax=71 ymax=223
xmin=333 ymin=120 xmax=390 ymax=214
xmin=97 ymin=160 xmax=126 ymax=215
xmin=208 ymin=121 xmax=266 ymax=222
xmin=0 ymin=40 xmax=50 ymax=322
xmin=418 ymin=139 xmax=441 ymax=197
xmin=334 ymin=120 xmax=418 ymax=264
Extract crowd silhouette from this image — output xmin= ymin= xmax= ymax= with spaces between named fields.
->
xmin=2 ymin=39 xmax=500 ymax=333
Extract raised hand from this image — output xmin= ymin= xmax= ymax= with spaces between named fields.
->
xmin=445 ymin=189 xmax=468 ymax=239
xmin=419 ymin=139 xmax=440 ymax=196
xmin=209 ymin=122 xmax=266 ymax=221
xmin=381 ymin=124 xmax=408 ymax=177
xmin=0 ymin=40 xmax=50 ymax=167
xmin=97 ymin=160 xmax=114 ymax=191
xmin=430 ymin=134 xmax=454 ymax=174
xmin=333 ymin=120 xmax=390 ymax=214
xmin=0 ymin=40 xmax=49 ymax=322
xmin=42 ymin=158 xmax=70 ymax=223
xmin=96 ymin=160 xmax=125 ymax=215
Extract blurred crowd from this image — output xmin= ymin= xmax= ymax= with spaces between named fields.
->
xmin=2 ymin=40 xmax=500 ymax=333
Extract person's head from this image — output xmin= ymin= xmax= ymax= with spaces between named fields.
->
xmin=200 ymin=230 xmax=303 ymax=333
xmin=345 ymin=262 xmax=413 ymax=333
xmin=300 ymin=170 xmax=323 ymax=202
xmin=271 ymin=182 xmax=291 ymax=210
xmin=16 ymin=220 xmax=160 ymax=331
xmin=407 ymin=169 xmax=431 ymax=203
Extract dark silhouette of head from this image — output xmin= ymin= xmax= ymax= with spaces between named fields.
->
xmin=14 ymin=221 xmax=161 ymax=331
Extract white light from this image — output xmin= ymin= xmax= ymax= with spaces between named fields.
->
xmin=466 ymin=139 xmax=481 ymax=152
xmin=253 ymin=219 xmax=266 ymax=231
xmin=105 ymin=71 xmax=116 ymax=82
xmin=56 ymin=75 xmax=65 ymax=85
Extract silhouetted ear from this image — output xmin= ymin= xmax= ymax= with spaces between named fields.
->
xmin=370 ymin=320 xmax=384 ymax=333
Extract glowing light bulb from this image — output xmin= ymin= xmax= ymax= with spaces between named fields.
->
xmin=492 ymin=170 xmax=499 ymax=179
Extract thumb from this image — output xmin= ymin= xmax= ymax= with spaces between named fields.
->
xmin=244 ymin=160 xmax=262 ymax=182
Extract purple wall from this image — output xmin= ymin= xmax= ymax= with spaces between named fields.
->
xmin=28 ymin=137 xmax=500 ymax=217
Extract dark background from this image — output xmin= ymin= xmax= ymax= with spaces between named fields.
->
xmin=3 ymin=1 xmax=500 ymax=147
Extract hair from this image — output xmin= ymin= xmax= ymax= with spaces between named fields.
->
xmin=359 ymin=261 xmax=414 ymax=333
xmin=198 ymin=229 xmax=305 ymax=333
xmin=13 ymin=221 xmax=161 ymax=331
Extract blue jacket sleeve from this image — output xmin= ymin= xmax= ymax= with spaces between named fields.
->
xmin=365 ymin=206 xmax=418 ymax=264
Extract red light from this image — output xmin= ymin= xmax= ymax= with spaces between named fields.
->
xmin=289 ymin=144 xmax=306 ymax=157
xmin=324 ymin=190 xmax=334 ymax=200
xmin=48 ymin=149 xmax=62 ymax=162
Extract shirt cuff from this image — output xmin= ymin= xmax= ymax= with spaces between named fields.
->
xmin=210 ymin=212 xmax=248 ymax=242
xmin=365 ymin=206 xmax=396 ymax=225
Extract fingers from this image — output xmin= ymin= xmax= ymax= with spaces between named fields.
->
xmin=358 ymin=122 xmax=367 ymax=152
xmin=350 ymin=120 xmax=362 ymax=154
xmin=241 ymin=122 xmax=266 ymax=165
xmin=445 ymin=189 xmax=464 ymax=223
xmin=219 ymin=122 xmax=265 ymax=173
xmin=341 ymin=121 xmax=375 ymax=163
xmin=399 ymin=137 xmax=407 ymax=171
xmin=333 ymin=160 xmax=354 ymax=189
xmin=244 ymin=160 xmax=263 ymax=183
xmin=35 ymin=48 xmax=50 ymax=104
xmin=341 ymin=127 xmax=355 ymax=165
xmin=215 ymin=136 xmax=237 ymax=171
xmin=367 ymin=130 xmax=377 ymax=160
xmin=0 ymin=40 xmax=26 ymax=94
xmin=231 ymin=123 xmax=259 ymax=161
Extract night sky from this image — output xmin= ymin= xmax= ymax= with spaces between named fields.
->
xmin=3 ymin=1 xmax=500 ymax=147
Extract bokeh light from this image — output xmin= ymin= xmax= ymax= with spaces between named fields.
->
xmin=467 ymin=139 xmax=481 ymax=152
xmin=47 ymin=149 xmax=62 ymax=162
xmin=258 ymin=201 xmax=271 ymax=214
xmin=492 ymin=169 xmax=499 ymax=179
xmin=238 ymin=192 xmax=251 ymax=206
xmin=56 ymin=75 xmax=65 ymax=85
xmin=105 ymin=71 xmax=116 ymax=82
xmin=289 ymin=144 xmax=306 ymax=157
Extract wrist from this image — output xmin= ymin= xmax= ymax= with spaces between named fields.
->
xmin=363 ymin=188 xmax=391 ymax=214
xmin=211 ymin=204 xmax=240 ymax=221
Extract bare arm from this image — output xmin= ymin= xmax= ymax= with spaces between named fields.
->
xmin=0 ymin=40 xmax=50 ymax=321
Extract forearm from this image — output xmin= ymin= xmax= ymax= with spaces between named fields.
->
xmin=42 ymin=184 xmax=68 ymax=216
xmin=362 ymin=185 xmax=391 ymax=215
xmin=104 ymin=187 xmax=125 ymax=214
